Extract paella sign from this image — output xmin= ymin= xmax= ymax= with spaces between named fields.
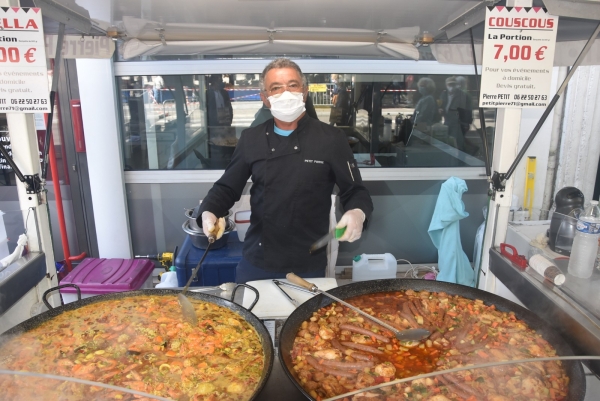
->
xmin=479 ymin=6 xmax=558 ymax=108
xmin=0 ymin=7 xmax=50 ymax=113
xmin=45 ymin=35 xmax=115 ymax=59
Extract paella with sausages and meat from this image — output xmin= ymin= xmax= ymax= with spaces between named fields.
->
xmin=291 ymin=289 xmax=569 ymax=401
xmin=0 ymin=295 xmax=265 ymax=401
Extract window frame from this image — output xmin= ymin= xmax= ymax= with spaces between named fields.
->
xmin=115 ymin=59 xmax=487 ymax=182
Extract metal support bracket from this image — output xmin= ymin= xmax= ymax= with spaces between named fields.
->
xmin=24 ymin=174 xmax=42 ymax=194
xmin=491 ymin=171 xmax=506 ymax=194
xmin=33 ymin=0 xmax=92 ymax=34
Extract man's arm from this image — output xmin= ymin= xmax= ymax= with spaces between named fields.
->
xmin=329 ymin=132 xmax=373 ymax=242
xmin=331 ymin=132 xmax=374 ymax=221
xmin=199 ymin=133 xmax=251 ymax=218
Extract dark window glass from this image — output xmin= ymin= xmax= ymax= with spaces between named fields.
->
xmin=117 ymin=73 xmax=495 ymax=170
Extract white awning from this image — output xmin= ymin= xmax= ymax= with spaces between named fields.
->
xmin=121 ymin=38 xmax=420 ymax=60
xmin=119 ymin=17 xmax=421 ymax=60
xmin=34 ymin=0 xmax=600 ymax=65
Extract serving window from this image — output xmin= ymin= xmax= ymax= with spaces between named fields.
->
xmin=116 ymin=73 xmax=495 ymax=171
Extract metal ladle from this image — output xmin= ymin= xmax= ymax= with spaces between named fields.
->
xmin=178 ymin=236 xmax=215 ymax=325
xmin=190 ymin=282 xmax=237 ymax=293
xmin=286 ymin=273 xmax=430 ymax=342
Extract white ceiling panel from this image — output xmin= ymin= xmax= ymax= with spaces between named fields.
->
xmin=27 ymin=0 xmax=600 ymax=60
xmin=69 ymin=0 xmax=481 ymax=37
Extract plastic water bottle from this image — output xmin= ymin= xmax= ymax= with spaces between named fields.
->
xmin=568 ymin=200 xmax=600 ymax=278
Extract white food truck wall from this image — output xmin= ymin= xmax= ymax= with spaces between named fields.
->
xmin=74 ymin=0 xmax=133 ymax=259
xmin=74 ymin=58 xmax=598 ymax=290
xmin=76 ymin=58 xmax=133 ymax=259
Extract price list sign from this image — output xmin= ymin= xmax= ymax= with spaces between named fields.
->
xmin=0 ymin=7 xmax=50 ymax=113
xmin=479 ymin=6 xmax=558 ymax=108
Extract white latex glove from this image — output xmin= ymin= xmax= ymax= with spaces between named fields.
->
xmin=200 ymin=211 xmax=226 ymax=239
xmin=201 ymin=211 xmax=217 ymax=238
xmin=336 ymin=209 xmax=366 ymax=242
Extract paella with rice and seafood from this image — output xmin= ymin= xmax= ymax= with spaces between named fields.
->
xmin=0 ymin=295 xmax=265 ymax=401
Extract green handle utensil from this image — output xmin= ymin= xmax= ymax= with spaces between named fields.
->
xmin=309 ymin=226 xmax=346 ymax=253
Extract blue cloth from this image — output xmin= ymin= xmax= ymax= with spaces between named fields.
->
xmin=274 ymin=126 xmax=294 ymax=136
xmin=428 ymin=177 xmax=475 ymax=287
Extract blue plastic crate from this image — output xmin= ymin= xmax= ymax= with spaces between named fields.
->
xmin=175 ymin=232 xmax=242 ymax=287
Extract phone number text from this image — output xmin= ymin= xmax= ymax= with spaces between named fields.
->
xmin=5 ymin=98 xmax=49 ymax=105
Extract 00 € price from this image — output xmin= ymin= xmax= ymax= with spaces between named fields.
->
xmin=0 ymin=47 xmax=37 ymax=63
xmin=493 ymin=44 xmax=547 ymax=62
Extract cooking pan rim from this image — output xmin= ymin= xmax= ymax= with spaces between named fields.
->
xmin=1 ymin=289 xmax=274 ymax=401
xmin=278 ymin=278 xmax=585 ymax=401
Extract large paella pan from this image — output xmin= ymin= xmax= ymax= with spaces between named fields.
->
xmin=279 ymin=279 xmax=585 ymax=401
xmin=0 ymin=286 xmax=273 ymax=401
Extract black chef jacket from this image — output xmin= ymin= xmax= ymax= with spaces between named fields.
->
xmin=199 ymin=115 xmax=373 ymax=273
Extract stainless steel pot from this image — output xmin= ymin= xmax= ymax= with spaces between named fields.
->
xmin=185 ymin=208 xmax=233 ymax=232
xmin=182 ymin=219 xmax=236 ymax=249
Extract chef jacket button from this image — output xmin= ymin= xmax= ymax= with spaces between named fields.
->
xmin=294 ymin=146 xmax=298 ymax=150
xmin=259 ymin=242 xmax=262 ymax=246
xmin=272 ymin=148 xmax=275 ymax=152
xmin=266 ymin=132 xmax=269 ymax=135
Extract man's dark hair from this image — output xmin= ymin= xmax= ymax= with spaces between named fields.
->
xmin=260 ymin=58 xmax=307 ymax=91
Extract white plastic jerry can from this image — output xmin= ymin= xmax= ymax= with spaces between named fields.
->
xmin=352 ymin=253 xmax=397 ymax=282
xmin=156 ymin=266 xmax=179 ymax=288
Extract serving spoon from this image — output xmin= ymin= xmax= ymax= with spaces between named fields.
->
xmin=190 ymin=282 xmax=236 ymax=293
xmin=285 ymin=273 xmax=430 ymax=342
xmin=177 ymin=235 xmax=215 ymax=325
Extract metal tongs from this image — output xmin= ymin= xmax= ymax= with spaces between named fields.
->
xmin=283 ymin=273 xmax=431 ymax=342
xmin=273 ymin=279 xmax=301 ymax=307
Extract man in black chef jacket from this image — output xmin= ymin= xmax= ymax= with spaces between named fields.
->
xmin=198 ymin=58 xmax=373 ymax=283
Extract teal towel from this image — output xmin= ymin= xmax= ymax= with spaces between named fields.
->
xmin=428 ymin=177 xmax=475 ymax=287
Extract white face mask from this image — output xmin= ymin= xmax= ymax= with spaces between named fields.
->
xmin=268 ymin=91 xmax=306 ymax=122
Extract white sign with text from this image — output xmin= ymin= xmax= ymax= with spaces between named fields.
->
xmin=45 ymin=35 xmax=115 ymax=59
xmin=479 ymin=6 xmax=558 ymax=108
xmin=0 ymin=7 xmax=50 ymax=113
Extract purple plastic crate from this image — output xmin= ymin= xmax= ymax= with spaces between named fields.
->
xmin=60 ymin=258 xmax=154 ymax=301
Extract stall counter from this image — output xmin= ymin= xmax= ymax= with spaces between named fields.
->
xmin=489 ymin=247 xmax=600 ymax=398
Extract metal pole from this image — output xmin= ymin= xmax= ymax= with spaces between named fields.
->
xmin=503 ymin=22 xmax=600 ymax=182
xmin=469 ymin=28 xmax=492 ymax=178
xmin=41 ymin=22 xmax=65 ymax=180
